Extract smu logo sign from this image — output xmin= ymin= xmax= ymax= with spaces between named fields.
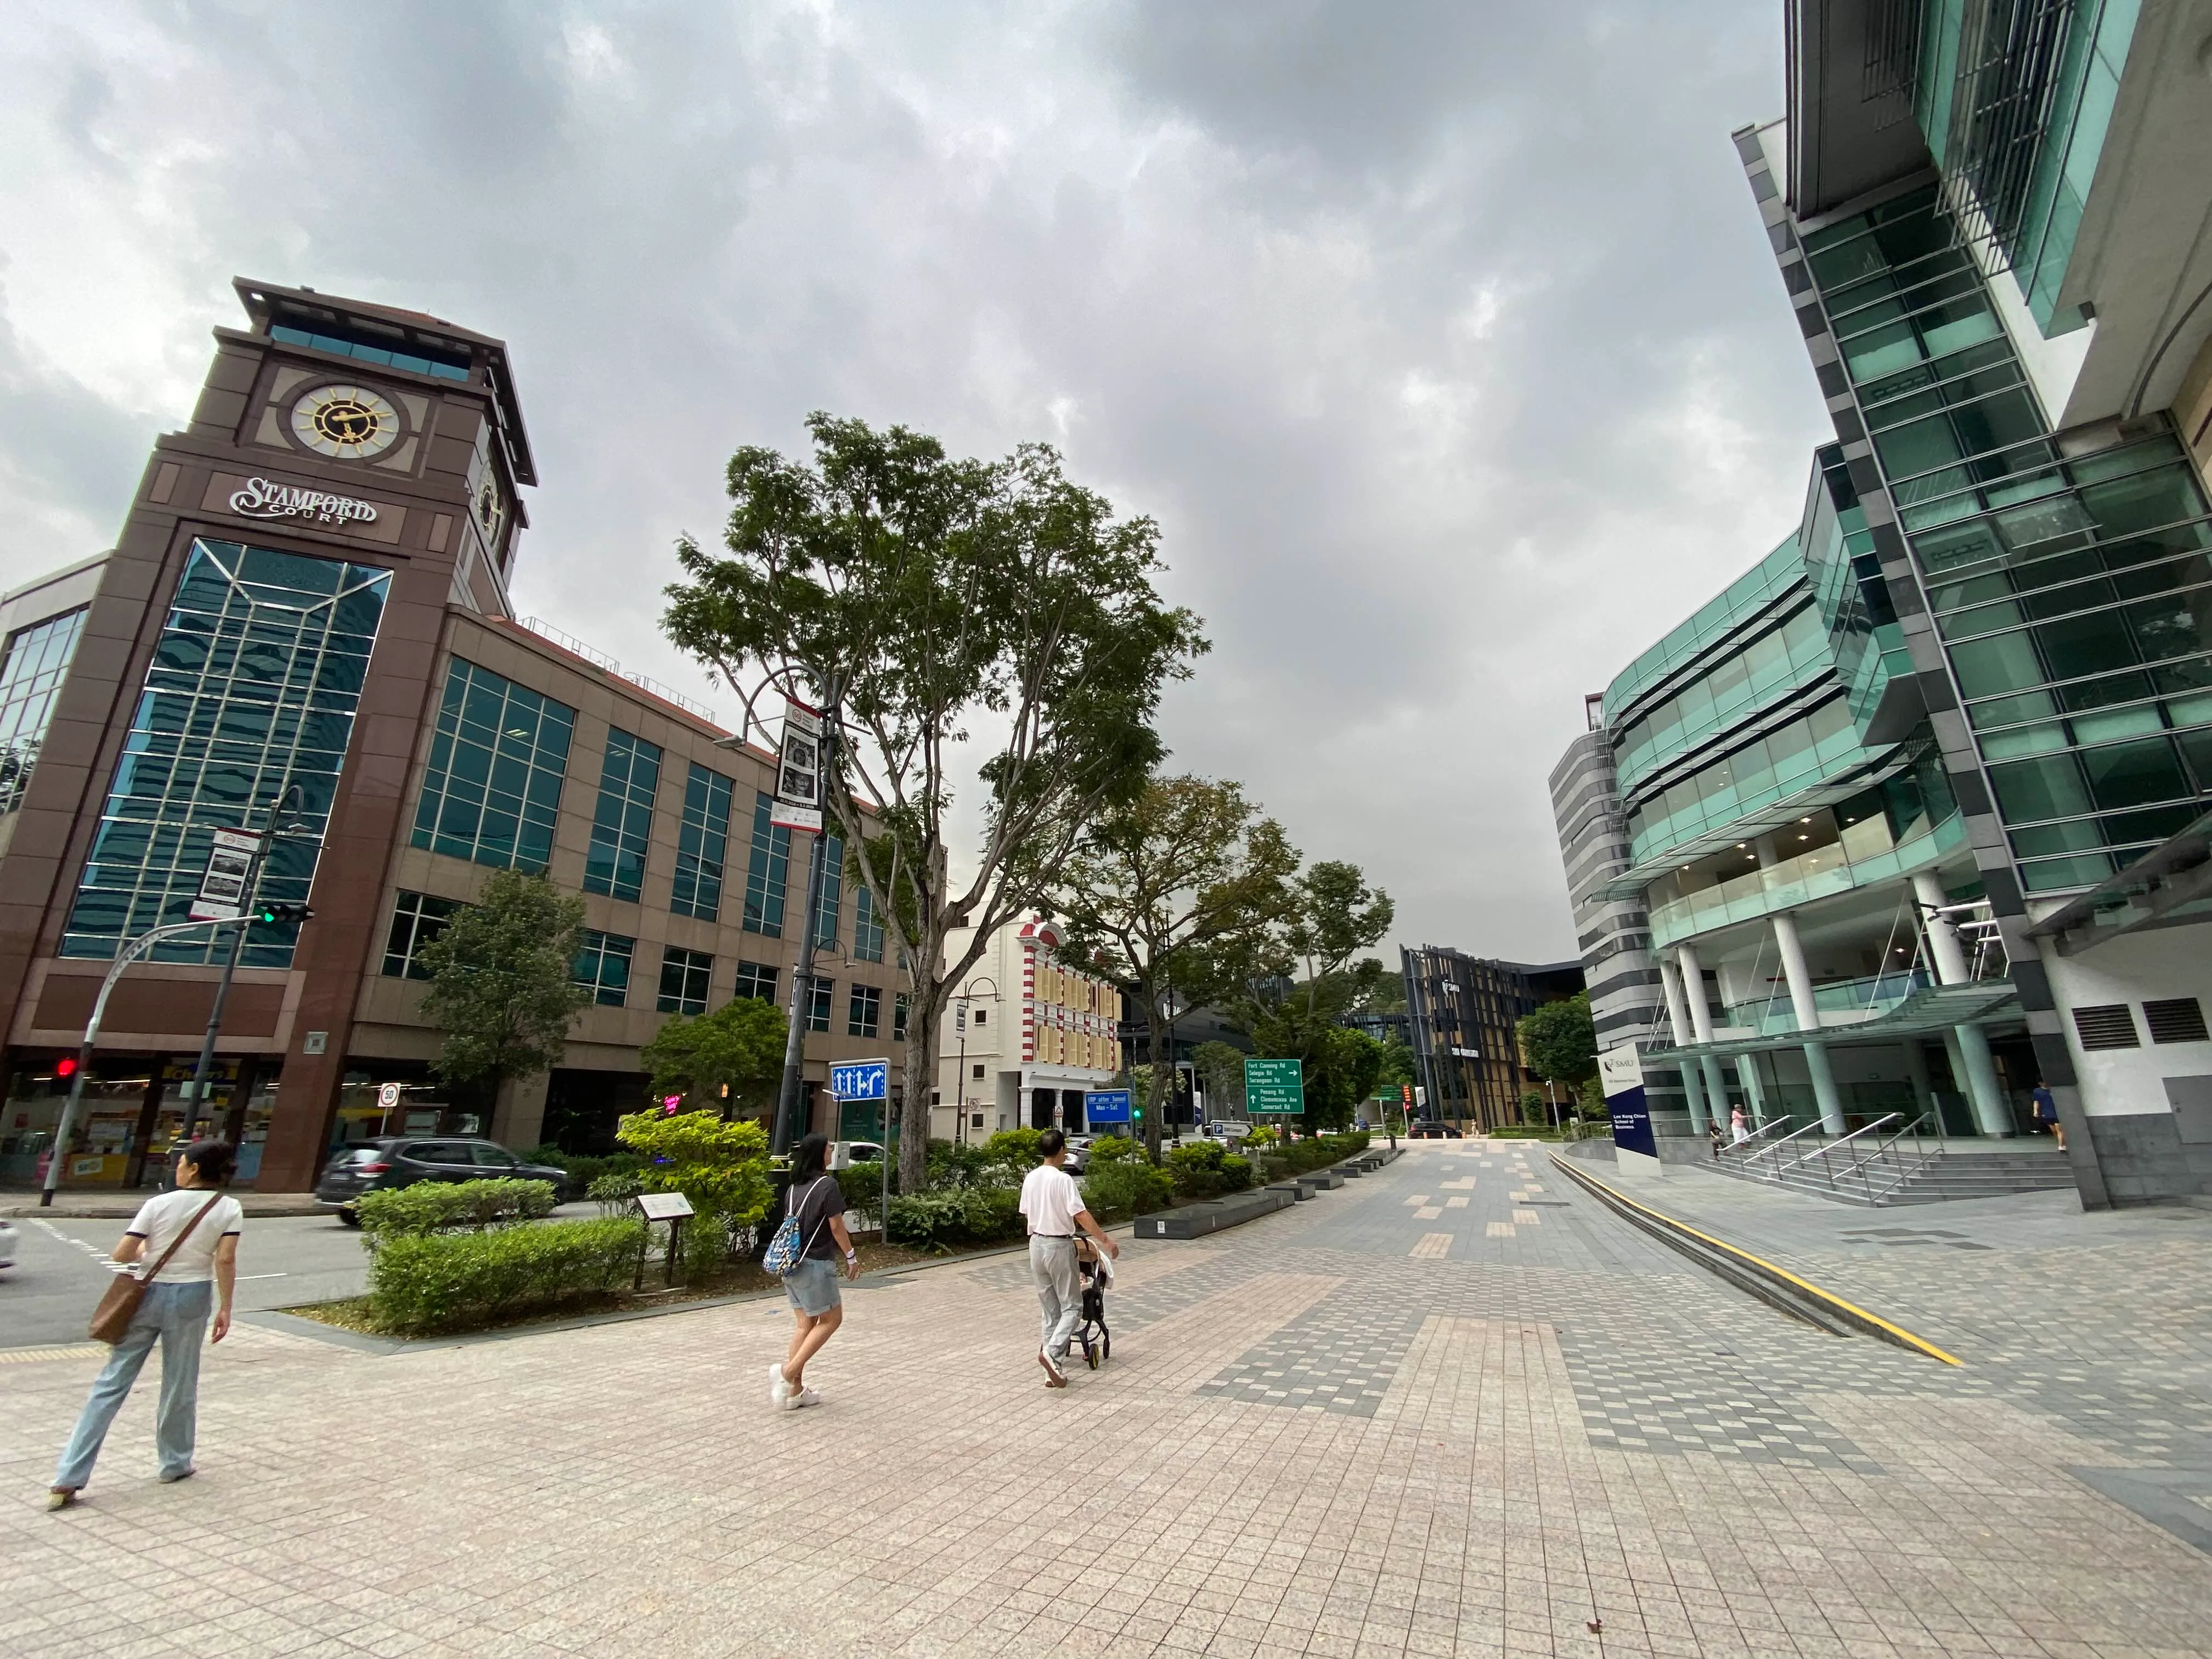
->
xmin=229 ymin=476 xmax=380 ymax=526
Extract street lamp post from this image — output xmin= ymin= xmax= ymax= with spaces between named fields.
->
xmin=40 ymin=917 xmax=246 ymax=1207
xmin=950 ymin=978 xmax=999 ymax=1145
xmin=769 ymin=680 xmax=840 ymax=1158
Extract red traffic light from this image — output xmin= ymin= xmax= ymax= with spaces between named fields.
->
xmin=55 ymin=1056 xmax=78 ymax=1079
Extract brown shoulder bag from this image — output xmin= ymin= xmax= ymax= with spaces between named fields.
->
xmin=89 ymin=1192 xmax=225 ymax=1345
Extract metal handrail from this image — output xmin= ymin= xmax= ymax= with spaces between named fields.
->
xmin=1778 ymin=1112 xmax=1901 ymax=1178
xmin=1717 ymin=1117 xmax=1792 ymax=1159
xmin=1742 ymin=1116 xmax=1831 ymax=1174
xmin=1846 ymin=1112 xmax=1944 ymax=1204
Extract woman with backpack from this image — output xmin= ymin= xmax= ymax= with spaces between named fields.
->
xmin=766 ymin=1133 xmax=859 ymax=1411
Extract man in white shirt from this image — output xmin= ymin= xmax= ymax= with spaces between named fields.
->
xmin=1018 ymin=1128 xmax=1119 ymax=1386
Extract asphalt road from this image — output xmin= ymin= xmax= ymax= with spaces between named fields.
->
xmin=0 ymin=1200 xmax=607 ymax=1348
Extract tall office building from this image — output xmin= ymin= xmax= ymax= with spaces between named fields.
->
xmin=1554 ymin=1 xmax=2212 ymax=1205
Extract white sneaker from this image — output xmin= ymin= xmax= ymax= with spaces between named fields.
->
xmin=789 ymin=1386 xmax=823 ymax=1409
xmin=768 ymin=1362 xmax=790 ymax=1408
xmin=1037 ymin=1348 xmax=1066 ymax=1385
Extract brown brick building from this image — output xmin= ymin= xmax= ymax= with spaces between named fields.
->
xmin=0 ymin=281 xmax=900 ymax=1193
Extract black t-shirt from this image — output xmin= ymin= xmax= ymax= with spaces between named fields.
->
xmin=780 ymin=1175 xmax=844 ymax=1261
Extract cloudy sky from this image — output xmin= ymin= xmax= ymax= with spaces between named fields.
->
xmin=0 ymin=2 xmax=1832 ymax=962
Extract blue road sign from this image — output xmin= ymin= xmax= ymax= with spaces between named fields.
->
xmin=830 ymin=1059 xmax=889 ymax=1101
xmin=1084 ymin=1089 xmax=1131 ymax=1124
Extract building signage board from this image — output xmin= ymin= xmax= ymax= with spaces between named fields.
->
xmin=1084 ymin=1088 xmax=1131 ymax=1124
xmin=189 ymin=828 xmax=261 ymax=922
xmin=229 ymin=476 xmax=380 ymax=526
xmin=771 ymin=700 xmax=823 ymax=832
xmin=830 ymin=1059 xmax=889 ymax=1102
xmin=1244 ymin=1057 xmax=1304 ymax=1115
xmin=1600 ymin=1043 xmax=1660 ymax=1173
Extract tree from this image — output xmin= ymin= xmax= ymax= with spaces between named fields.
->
xmin=663 ymin=416 xmax=1206 ymax=1193
xmin=616 ymin=1108 xmax=774 ymax=1269
xmin=1191 ymin=1040 xmax=1248 ymax=1118
xmin=640 ymin=996 xmax=787 ymax=1119
xmin=1517 ymin=993 xmax=1598 ymax=1093
xmin=1054 ymin=775 xmax=1297 ymax=1156
xmin=416 ymin=869 xmax=590 ymax=1116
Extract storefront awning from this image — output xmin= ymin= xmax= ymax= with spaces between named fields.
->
xmin=1649 ymin=980 xmax=2021 ymax=1062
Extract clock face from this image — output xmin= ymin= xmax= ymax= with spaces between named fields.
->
xmin=290 ymin=383 xmax=402 ymax=461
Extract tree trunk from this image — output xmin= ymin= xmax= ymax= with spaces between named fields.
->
xmin=1141 ymin=990 xmax=1171 ymax=1161
xmin=898 ymin=972 xmax=942 ymax=1197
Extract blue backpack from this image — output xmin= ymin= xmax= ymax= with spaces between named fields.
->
xmin=764 ymin=1177 xmax=833 ymax=1276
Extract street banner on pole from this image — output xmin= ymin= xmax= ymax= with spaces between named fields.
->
xmin=771 ymin=700 xmax=823 ymax=832
xmin=189 ymin=829 xmax=261 ymax=922
xmin=1084 ymin=1088 xmax=1131 ymax=1124
xmin=1244 ymin=1057 xmax=1304 ymax=1114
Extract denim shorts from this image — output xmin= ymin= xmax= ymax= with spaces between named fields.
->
xmin=782 ymin=1256 xmax=842 ymax=1316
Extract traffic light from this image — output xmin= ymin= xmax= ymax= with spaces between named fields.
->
xmin=255 ymin=902 xmax=314 ymax=924
xmin=55 ymin=1056 xmax=77 ymax=1079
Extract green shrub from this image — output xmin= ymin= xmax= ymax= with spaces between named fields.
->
xmin=886 ymin=1186 xmax=1023 ymax=1251
xmin=1486 ymin=1125 xmax=1564 ymax=1139
xmin=926 ymin=1139 xmax=1007 ymax=1189
xmin=519 ymin=1148 xmax=645 ymax=1192
xmin=837 ymin=1161 xmax=884 ymax=1219
xmin=1519 ymin=1091 xmax=1548 ymax=1126
xmin=1085 ymin=1133 xmax=1142 ymax=1165
xmin=1219 ymin=1154 xmax=1252 ymax=1192
xmin=356 ymin=1177 xmax=557 ymax=1241
xmin=1167 ymin=1138 xmax=1230 ymax=1197
xmin=982 ymin=1127 xmax=1043 ymax=1167
xmin=1082 ymin=1157 xmax=1175 ymax=1220
xmin=366 ymin=1217 xmax=647 ymax=1334
xmin=616 ymin=1108 xmax=773 ymax=1235
xmin=586 ymin=1171 xmax=645 ymax=1218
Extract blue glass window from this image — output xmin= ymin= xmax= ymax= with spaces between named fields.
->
xmin=672 ymin=763 xmax=735 ymax=920
xmin=0 ymin=607 xmax=85 ymax=814
xmin=853 ymin=881 xmax=885 ymax=963
xmin=848 ymin=983 xmax=881 ymax=1039
xmin=270 ymin=323 xmax=471 ymax=382
xmin=658 ymin=946 xmax=714 ymax=1015
xmin=382 ymin=890 xmax=459 ymax=979
xmin=815 ymin=833 xmax=843 ymax=949
xmin=574 ymin=930 xmax=634 ymax=1007
xmin=63 ymin=540 xmax=391 ymax=966
xmin=806 ymin=975 xmax=833 ymax=1033
xmin=733 ymin=960 xmax=778 ymax=1003
xmin=411 ymin=659 xmax=574 ymax=873
xmin=583 ymin=729 xmax=661 ymax=901
xmin=743 ymin=790 xmax=791 ymax=935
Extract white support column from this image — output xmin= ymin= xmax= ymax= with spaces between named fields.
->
xmin=1771 ymin=911 xmax=1845 ymax=1134
xmin=1913 ymin=871 xmax=2009 ymax=1136
xmin=1657 ymin=955 xmax=1708 ymax=1133
xmin=1674 ymin=943 xmax=1732 ymax=1126
xmin=1734 ymin=1053 xmax=1768 ymax=1127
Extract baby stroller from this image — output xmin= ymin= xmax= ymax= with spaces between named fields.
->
xmin=1075 ymin=1235 xmax=1113 ymax=1369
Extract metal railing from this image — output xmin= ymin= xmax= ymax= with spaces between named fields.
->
xmin=517 ymin=616 xmax=720 ymax=725
xmin=1716 ymin=1116 xmax=1795 ymax=1162
xmin=1737 ymin=1116 xmax=1830 ymax=1179
xmin=1781 ymin=1112 xmax=1943 ymax=1205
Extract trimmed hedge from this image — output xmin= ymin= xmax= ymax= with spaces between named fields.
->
xmin=357 ymin=1177 xmax=558 ymax=1241
xmin=366 ymin=1216 xmax=647 ymax=1334
xmin=887 ymin=1186 xmax=1023 ymax=1251
xmin=1166 ymin=1139 xmax=1254 ymax=1199
xmin=1081 ymin=1157 xmax=1175 ymax=1220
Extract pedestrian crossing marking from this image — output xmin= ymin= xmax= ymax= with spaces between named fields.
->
xmin=1444 ymin=1196 xmax=1470 ymax=1209
xmin=1410 ymin=1233 xmax=1452 ymax=1259
xmin=1485 ymin=1222 xmax=1516 ymax=1238
xmin=1513 ymin=1209 xmax=1540 ymax=1225
xmin=1414 ymin=1206 xmax=1442 ymax=1220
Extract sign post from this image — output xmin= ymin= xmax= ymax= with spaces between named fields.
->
xmin=832 ymin=1059 xmax=891 ymax=1239
xmin=1600 ymin=1043 xmax=1661 ymax=1177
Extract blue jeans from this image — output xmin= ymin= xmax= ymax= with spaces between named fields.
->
xmin=54 ymin=1280 xmax=213 ymax=1489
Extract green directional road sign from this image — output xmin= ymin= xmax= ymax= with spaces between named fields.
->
xmin=1245 ymin=1057 xmax=1305 ymax=1115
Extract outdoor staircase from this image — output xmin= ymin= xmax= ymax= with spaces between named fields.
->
xmin=1706 ymin=1135 xmax=2074 ymax=1207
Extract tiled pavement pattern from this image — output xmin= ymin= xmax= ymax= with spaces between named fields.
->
xmin=4 ymin=1144 xmax=2210 ymax=1657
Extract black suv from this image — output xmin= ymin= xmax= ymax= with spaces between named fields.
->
xmin=315 ymin=1137 xmax=572 ymax=1225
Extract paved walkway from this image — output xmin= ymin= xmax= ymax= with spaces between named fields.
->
xmin=4 ymin=1141 xmax=2207 ymax=1657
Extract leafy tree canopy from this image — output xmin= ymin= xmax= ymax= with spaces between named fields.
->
xmin=616 ymin=1109 xmax=774 ymax=1228
xmin=417 ymin=869 xmax=589 ymax=1104
xmin=1517 ymin=992 xmax=1598 ymax=1087
xmin=639 ymin=995 xmax=787 ymax=1116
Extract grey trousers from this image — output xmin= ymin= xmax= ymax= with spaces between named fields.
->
xmin=1029 ymin=1235 xmax=1080 ymax=1360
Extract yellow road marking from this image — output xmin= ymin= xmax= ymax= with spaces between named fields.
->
xmin=1414 ymin=1205 xmax=1442 ymax=1220
xmin=1410 ymin=1233 xmax=1452 ymax=1259
xmin=0 ymin=1343 xmax=106 ymax=1364
xmin=1547 ymin=1155 xmax=1962 ymax=1366
xmin=1485 ymin=1221 xmax=1516 ymax=1239
xmin=1444 ymin=1196 xmax=1470 ymax=1209
xmin=1513 ymin=1209 xmax=1540 ymax=1225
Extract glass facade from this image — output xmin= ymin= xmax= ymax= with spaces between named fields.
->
xmin=381 ymin=890 xmax=459 ymax=979
xmin=0 ymin=608 xmax=86 ymax=814
xmin=742 ymin=790 xmax=791 ymax=935
xmin=849 ymin=983 xmax=881 ymax=1038
xmin=853 ymin=882 xmax=885 ymax=962
xmin=733 ymin=960 xmax=777 ymax=1003
xmin=583 ymin=729 xmax=660 ymax=902
xmin=410 ymin=659 xmax=574 ymax=873
xmin=658 ymin=946 xmax=713 ymax=1015
xmin=815 ymin=833 xmax=843 ymax=948
xmin=574 ymin=929 xmax=634 ymax=1007
xmin=1612 ymin=595 xmax=1833 ymax=791
xmin=671 ymin=762 xmax=734 ymax=921
xmin=63 ymin=540 xmax=391 ymax=966
xmin=1800 ymin=184 xmax=2212 ymax=892
xmin=806 ymin=975 xmax=832 ymax=1033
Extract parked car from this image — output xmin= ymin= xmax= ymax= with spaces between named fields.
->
xmin=1408 ymin=1122 xmax=1464 ymax=1139
xmin=828 ymin=1141 xmax=887 ymax=1171
xmin=314 ymin=1137 xmax=572 ymax=1226
xmin=0 ymin=1216 xmax=16 ymax=1271
xmin=1060 ymin=1135 xmax=1094 ymax=1174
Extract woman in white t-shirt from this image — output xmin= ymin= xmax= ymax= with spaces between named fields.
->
xmin=48 ymin=1139 xmax=244 ymax=1510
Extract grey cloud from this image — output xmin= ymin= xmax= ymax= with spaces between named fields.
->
xmin=0 ymin=0 xmax=1832 ymax=962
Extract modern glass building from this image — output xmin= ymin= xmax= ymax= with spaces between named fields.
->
xmin=0 ymin=281 xmax=900 ymax=1191
xmin=1553 ymin=0 xmax=2212 ymax=1205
